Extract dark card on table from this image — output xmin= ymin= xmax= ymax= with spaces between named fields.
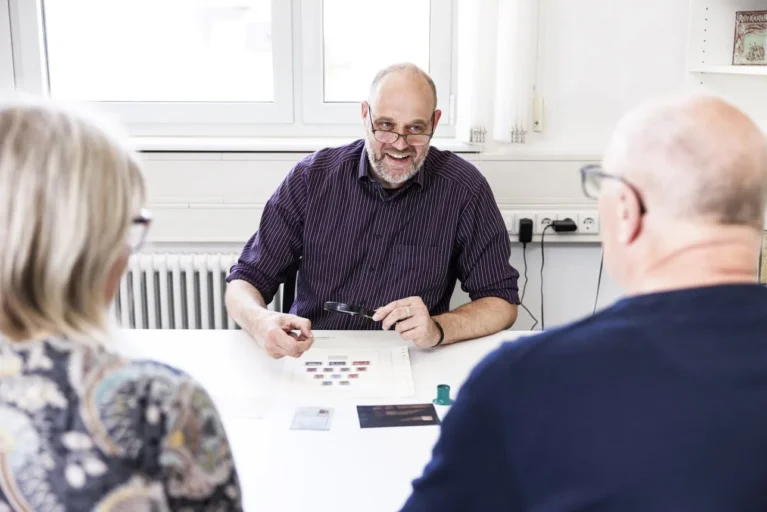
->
xmin=356 ymin=404 xmax=441 ymax=429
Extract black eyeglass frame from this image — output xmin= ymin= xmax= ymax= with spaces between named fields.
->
xmin=580 ymin=164 xmax=647 ymax=215
xmin=367 ymin=106 xmax=436 ymax=147
xmin=130 ymin=208 xmax=152 ymax=252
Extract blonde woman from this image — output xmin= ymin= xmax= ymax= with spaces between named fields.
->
xmin=0 ymin=100 xmax=243 ymax=511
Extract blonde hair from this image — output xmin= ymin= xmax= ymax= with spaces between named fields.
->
xmin=0 ymin=98 xmax=146 ymax=344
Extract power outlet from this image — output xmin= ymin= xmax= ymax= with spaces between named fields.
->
xmin=535 ymin=212 xmax=557 ymax=234
xmin=501 ymin=211 xmax=517 ymax=234
xmin=578 ymin=211 xmax=600 ymax=234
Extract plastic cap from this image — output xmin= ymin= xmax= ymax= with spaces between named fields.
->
xmin=433 ymin=384 xmax=453 ymax=405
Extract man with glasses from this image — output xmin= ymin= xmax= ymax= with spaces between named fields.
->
xmin=225 ymin=63 xmax=520 ymax=359
xmin=401 ymin=93 xmax=767 ymax=510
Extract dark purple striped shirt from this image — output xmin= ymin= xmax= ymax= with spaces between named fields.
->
xmin=227 ymin=139 xmax=520 ymax=330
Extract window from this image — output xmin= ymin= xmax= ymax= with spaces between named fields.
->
xmin=301 ymin=0 xmax=454 ymax=129
xmin=7 ymin=0 xmax=456 ymax=138
xmin=10 ymin=0 xmax=293 ymax=127
xmin=322 ymin=0 xmax=431 ymax=103
xmin=44 ymin=0 xmax=275 ymax=102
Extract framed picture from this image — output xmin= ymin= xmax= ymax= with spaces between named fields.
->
xmin=733 ymin=10 xmax=767 ymax=65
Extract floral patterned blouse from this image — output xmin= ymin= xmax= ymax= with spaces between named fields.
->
xmin=0 ymin=336 xmax=243 ymax=511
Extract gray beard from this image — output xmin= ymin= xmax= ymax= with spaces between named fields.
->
xmin=364 ymin=136 xmax=428 ymax=186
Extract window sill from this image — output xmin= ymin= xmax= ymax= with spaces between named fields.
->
xmin=131 ymin=136 xmax=608 ymax=161
xmin=132 ymin=136 xmax=480 ymax=154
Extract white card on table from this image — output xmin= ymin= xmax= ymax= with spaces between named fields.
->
xmin=290 ymin=406 xmax=334 ymax=430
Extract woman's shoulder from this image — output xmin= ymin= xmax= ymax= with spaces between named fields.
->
xmin=1 ymin=335 xmax=223 ymax=448
xmin=0 ymin=336 xmax=239 ymax=509
xmin=46 ymin=338 xmax=190 ymax=399
xmin=65 ymin=339 xmax=213 ymax=417
xmin=66 ymin=342 xmax=239 ymax=505
xmin=48 ymin=337 xmax=231 ymax=476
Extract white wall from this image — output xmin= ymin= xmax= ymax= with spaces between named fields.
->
xmin=527 ymin=0 xmax=690 ymax=152
xmin=449 ymin=242 xmax=623 ymax=330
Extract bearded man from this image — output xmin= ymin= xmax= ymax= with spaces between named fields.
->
xmin=225 ymin=63 xmax=520 ymax=359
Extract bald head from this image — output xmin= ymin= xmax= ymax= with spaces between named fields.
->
xmin=368 ymin=63 xmax=437 ymax=112
xmin=603 ymin=93 xmax=767 ymax=228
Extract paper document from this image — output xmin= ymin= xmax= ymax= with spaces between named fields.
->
xmin=279 ymin=346 xmax=415 ymax=398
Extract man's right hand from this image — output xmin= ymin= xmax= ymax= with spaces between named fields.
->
xmin=252 ymin=311 xmax=314 ymax=359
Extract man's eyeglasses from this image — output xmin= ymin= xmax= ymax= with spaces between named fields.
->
xmin=128 ymin=208 xmax=152 ymax=252
xmin=368 ymin=107 xmax=435 ymax=147
xmin=580 ymin=164 xmax=647 ymax=215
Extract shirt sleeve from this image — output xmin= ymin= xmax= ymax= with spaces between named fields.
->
xmin=225 ymin=160 xmax=309 ymax=304
xmin=399 ymin=348 xmax=511 ymax=511
xmin=455 ymin=178 xmax=520 ymax=304
xmin=156 ymin=374 xmax=244 ymax=511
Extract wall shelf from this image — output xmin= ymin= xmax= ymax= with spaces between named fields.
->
xmin=689 ymin=65 xmax=767 ymax=75
xmin=687 ymin=0 xmax=767 ymax=69
xmin=686 ymin=0 xmax=767 ymax=127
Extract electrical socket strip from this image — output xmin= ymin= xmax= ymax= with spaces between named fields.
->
xmin=500 ymin=210 xmax=600 ymax=236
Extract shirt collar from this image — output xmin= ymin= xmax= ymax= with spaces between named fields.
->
xmin=358 ymin=144 xmax=427 ymax=189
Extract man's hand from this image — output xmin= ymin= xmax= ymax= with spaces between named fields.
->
xmin=372 ymin=297 xmax=441 ymax=349
xmin=251 ymin=311 xmax=314 ymax=359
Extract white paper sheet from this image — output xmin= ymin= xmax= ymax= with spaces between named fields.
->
xmin=278 ymin=346 xmax=415 ymax=398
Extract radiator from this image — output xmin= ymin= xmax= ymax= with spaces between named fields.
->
xmin=112 ymin=253 xmax=284 ymax=330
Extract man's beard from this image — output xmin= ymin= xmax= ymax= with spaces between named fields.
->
xmin=364 ymin=135 xmax=429 ymax=186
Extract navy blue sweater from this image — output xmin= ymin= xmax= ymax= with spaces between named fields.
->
xmin=401 ymin=284 xmax=767 ymax=511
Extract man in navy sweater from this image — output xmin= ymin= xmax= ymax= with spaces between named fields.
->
xmin=400 ymin=93 xmax=767 ymax=511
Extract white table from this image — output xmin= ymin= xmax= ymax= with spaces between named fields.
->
xmin=112 ymin=329 xmax=531 ymax=511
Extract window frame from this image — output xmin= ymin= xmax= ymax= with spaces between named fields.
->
xmin=0 ymin=0 xmax=14 ymax=91
xmin=299 ymin=0 xmax=455 ymax=135
xmin=6 ymin=0 xmax=459 ymax=140
xmin=9 ymin=0 xmax=295 ymax=126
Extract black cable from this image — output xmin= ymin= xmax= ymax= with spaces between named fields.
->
xmin=519 ymin=243 xmax=539 ymax=330
xmin=593 ymin=249 xmax=604 ymax=315
xmin=521 ymin=242 xmax=529 ymax=300
xmin=540 ymin=224 xmax=552 ymax=330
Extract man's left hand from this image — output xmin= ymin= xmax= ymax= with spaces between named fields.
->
xmin=372 ymin=297 xmax=441 ymax=348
